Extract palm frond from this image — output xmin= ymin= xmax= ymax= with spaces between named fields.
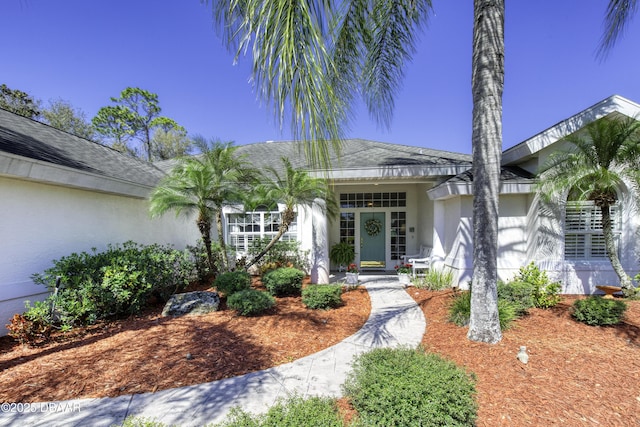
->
xmin=598 ymin=0 xmax=638 ymax=58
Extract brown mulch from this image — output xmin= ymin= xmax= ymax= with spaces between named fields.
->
xmin=410 ymin=288 xmax=640 ymax=426
xmin=1 ymin=282 xmax=639 ymax=426
xmin=0 ymin=282 xmax=370 ymax=403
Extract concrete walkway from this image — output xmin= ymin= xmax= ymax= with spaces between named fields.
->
xmin=0 ymin=275 xmax=426 ymax=427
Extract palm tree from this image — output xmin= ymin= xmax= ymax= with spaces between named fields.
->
xmin=244 ymin=157 xmax=337 ymax=270
xmin=536 ymin=117 xmax=640 ymax=296
xmin=207 ymin=0 xmax=505 ymax=342
xmin=149 ymin=140 xmax=258 ymax=272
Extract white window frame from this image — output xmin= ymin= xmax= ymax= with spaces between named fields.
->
xmin=227 ymin=210 xmax=298 ymax=254
xmin=564 ymin=201 xmax=620 ymax=261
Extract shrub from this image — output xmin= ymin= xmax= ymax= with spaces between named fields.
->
xmin=247 ymin=237 xmax=310 ymax=274
xmin=214 ymin=271 xmax=251 ymax=297
xmin=413 ymin=268 xmax=454 ymax=290
xmin=497 ymin=280 xmax=535 ymax=316
xmin=572 ymin=296 xmax=627 ymax=326
xmin=29 ymin=242 xmax=194 ymax=328
xmin=302 ymin=285 xmax=343 ymax=309
xmin=227 ymin=289 xmax=275 ymax=316
xmin=516 ymin=263 xmax=561 ymax=308
xmin=448 ymin=290 xmax=518 ymax=330
xmin=342 ymin=347 xmax=477 ymax=426
xmin=214 ymin=395 xmax=344 ymax=427
xmin=262 ymin=268 xmax=304 ymax=296
xmin=120 ymin=416 xmax=168 ymax=427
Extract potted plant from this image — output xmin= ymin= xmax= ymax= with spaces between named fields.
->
xmin=346 ymin=263 xmax=359 ymax=285
xmin=330 ymin=241 xmax=355 ymax=271
xmin=395 ymin=263 xmax=412 ymax=286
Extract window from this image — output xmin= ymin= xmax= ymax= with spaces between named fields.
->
xmin=390 ymin=212 xmax=406 ymax=260
xmin=564 ymin=201 xmax=620 ymax=260
xmin=227 ymin=211 xmax=297 ymax=253
xmin=340 ymin=192 xmax=406 ymax=208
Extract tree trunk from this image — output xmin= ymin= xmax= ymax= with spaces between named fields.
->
xmin=468 ymin=0 xmax=504 ymax=344
xmin=600 ymin=205 xmax=634 ymax=294
xmin=196 ymin=214 xmax=215 ymax=273
xmin=244 ymin=208 xmax=295 ymax=270
xmin=216 ymin=210 xmax=230 ymax=272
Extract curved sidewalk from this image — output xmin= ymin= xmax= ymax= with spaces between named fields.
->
xmin=1 ymin=275 xmax=426 ymax=427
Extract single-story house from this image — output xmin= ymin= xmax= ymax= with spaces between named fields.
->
xmin=1 ymin=94 xmax=639 ymax=335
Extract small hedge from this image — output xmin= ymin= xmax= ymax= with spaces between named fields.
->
xmin=214 ymin=271 xmax=251 ymax=296
xmin=227 ymin=289 xmax=275 ymax=316
xmin=262 ymin=267 xmax=304 ymax=296
xmin=572 ymin=296 xmax=627 ymax=326
xmin=342 ymin=347 xmax=477 ymax=426
xmin=497 ymin=280 xmax=535 ymax=316
xmin=214 ymin=395 xmax=344 ymax=427
xmin=302 ymin=285 xmax=343 ymax=309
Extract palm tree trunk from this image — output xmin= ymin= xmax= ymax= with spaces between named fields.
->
xmin=196 ymin=215 xmax=215 ymax=272
xmin=600 ymin=205 xmax=634 ymax=294
xmin=216 ymin=210 xmax=230 ymax=272
xmin=468 ymin=0 xmax=504 ymax=344
xmin=244 ymin=209 xmax=295 ymax=270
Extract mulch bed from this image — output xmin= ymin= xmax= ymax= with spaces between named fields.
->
xmin=410 ymin=288 xmax=640 ymax=426
xmin=1 ymin=282 xmax=639 ymax=426
xmin=0 ymin=283 xmax=370 ymax=403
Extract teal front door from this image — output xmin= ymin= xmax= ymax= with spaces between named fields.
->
xmin=360 ymin=212 xmax=386 ymax=268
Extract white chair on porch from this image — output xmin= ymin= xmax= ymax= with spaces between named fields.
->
xmin=408 ymin=247 xmax=433 ymax=277
xmin=401 ymin=245 xmax=431 ymax=265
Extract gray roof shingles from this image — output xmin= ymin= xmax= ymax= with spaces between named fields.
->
xmin=0 ymin=108 xmax=472 ymax=188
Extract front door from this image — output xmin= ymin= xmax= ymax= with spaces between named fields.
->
xmin=360 ymin=212 xmax=385 ymax=268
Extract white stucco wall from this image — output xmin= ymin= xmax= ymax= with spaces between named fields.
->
xmin=0 ymin=176 xmax=200 ymax=335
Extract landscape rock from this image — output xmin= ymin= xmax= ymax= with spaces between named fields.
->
xmin=162 ymin=291 xmax=220 ymax=317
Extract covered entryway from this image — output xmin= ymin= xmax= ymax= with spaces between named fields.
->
xmin=360 ymin=212 xmax=386 ymax=269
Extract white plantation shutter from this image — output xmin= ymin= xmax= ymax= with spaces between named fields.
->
xmin=564 ymin=202 xmax=620 ymax=260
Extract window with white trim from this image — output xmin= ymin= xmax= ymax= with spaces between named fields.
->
xmin=564 ymin=201 xmax=620 ymax=260
xmin=227 ymin=210 xmax=297 ymax=254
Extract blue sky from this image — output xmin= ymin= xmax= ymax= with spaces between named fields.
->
xmin=2 ymin=0 xmax=640 ymax=154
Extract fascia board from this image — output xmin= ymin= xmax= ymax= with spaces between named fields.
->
xmin=502 ymin=95 xmax=640 ymax=165
xmin=0 ymin=152 xmax=153 ymax=199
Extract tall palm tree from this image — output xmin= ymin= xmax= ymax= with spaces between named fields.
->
xmin=149 ymin=140 xmax=258 ymax=272
xmin=244 ymin=157 xmax=337 ymax=269
xmin=207 ymin=0 xmax=504 ymax=342
xmin=536 ymin=117 xmax=640 ymax=296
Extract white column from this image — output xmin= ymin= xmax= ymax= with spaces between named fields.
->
xmin=310 ymin=200 xmax=329 ymax=284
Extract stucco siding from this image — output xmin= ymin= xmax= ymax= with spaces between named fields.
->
xmin=0 ymin=176 xmax=200 ymax=335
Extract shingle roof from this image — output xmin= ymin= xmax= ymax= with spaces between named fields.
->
xmin=0 ymin=108 xmax=164 ymax=188
xmin=442 ymin=165 xmax=535 ymax=184
xmin=235 ymin=138 xmax=472 ymax=172
xmin=0 ymin=107 xmax=471 ymax=189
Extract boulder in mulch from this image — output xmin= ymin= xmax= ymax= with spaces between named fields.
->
xmin=162 ymin=291 xmax=220 ymax=317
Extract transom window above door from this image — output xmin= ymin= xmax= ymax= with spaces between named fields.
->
xmin=340 ymin=192 xmax=406 ymax=208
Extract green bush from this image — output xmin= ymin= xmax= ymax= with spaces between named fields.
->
xmin=227 ymin=289 xmax=276 ymax=316
xmin=120 ymin=416 xmax=169 ymax=427
xmin=29 ymin=242 xmax=194 ymax=329
xmin=497 ymin=280 xmax=535 ymax=316
xmin=214 ymin=395 xmax=344 ymax=427
xmin=516 ymin=263 xmax=561 ymax=308
xmin=247 ymin=237 xmax=310 ymax=274
xmin=214 ymin=271 xmax=251 ymax=296
xmin=302 ymin=285 xmax=343 ymax=309
xmin=262 ymin=267 xmax=304 ymax=296
xmin=342 ymin=347 xmax=477 ymax=426
xmin=414 ymin=268 xmax=455 ymax=290
xmin=187 ymin=240 xmax=226 ymax=281
xmin=572 ymin=296 xmax=627 ymax=326
xmin=448 ymin=290 xmax=518 ymax=330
